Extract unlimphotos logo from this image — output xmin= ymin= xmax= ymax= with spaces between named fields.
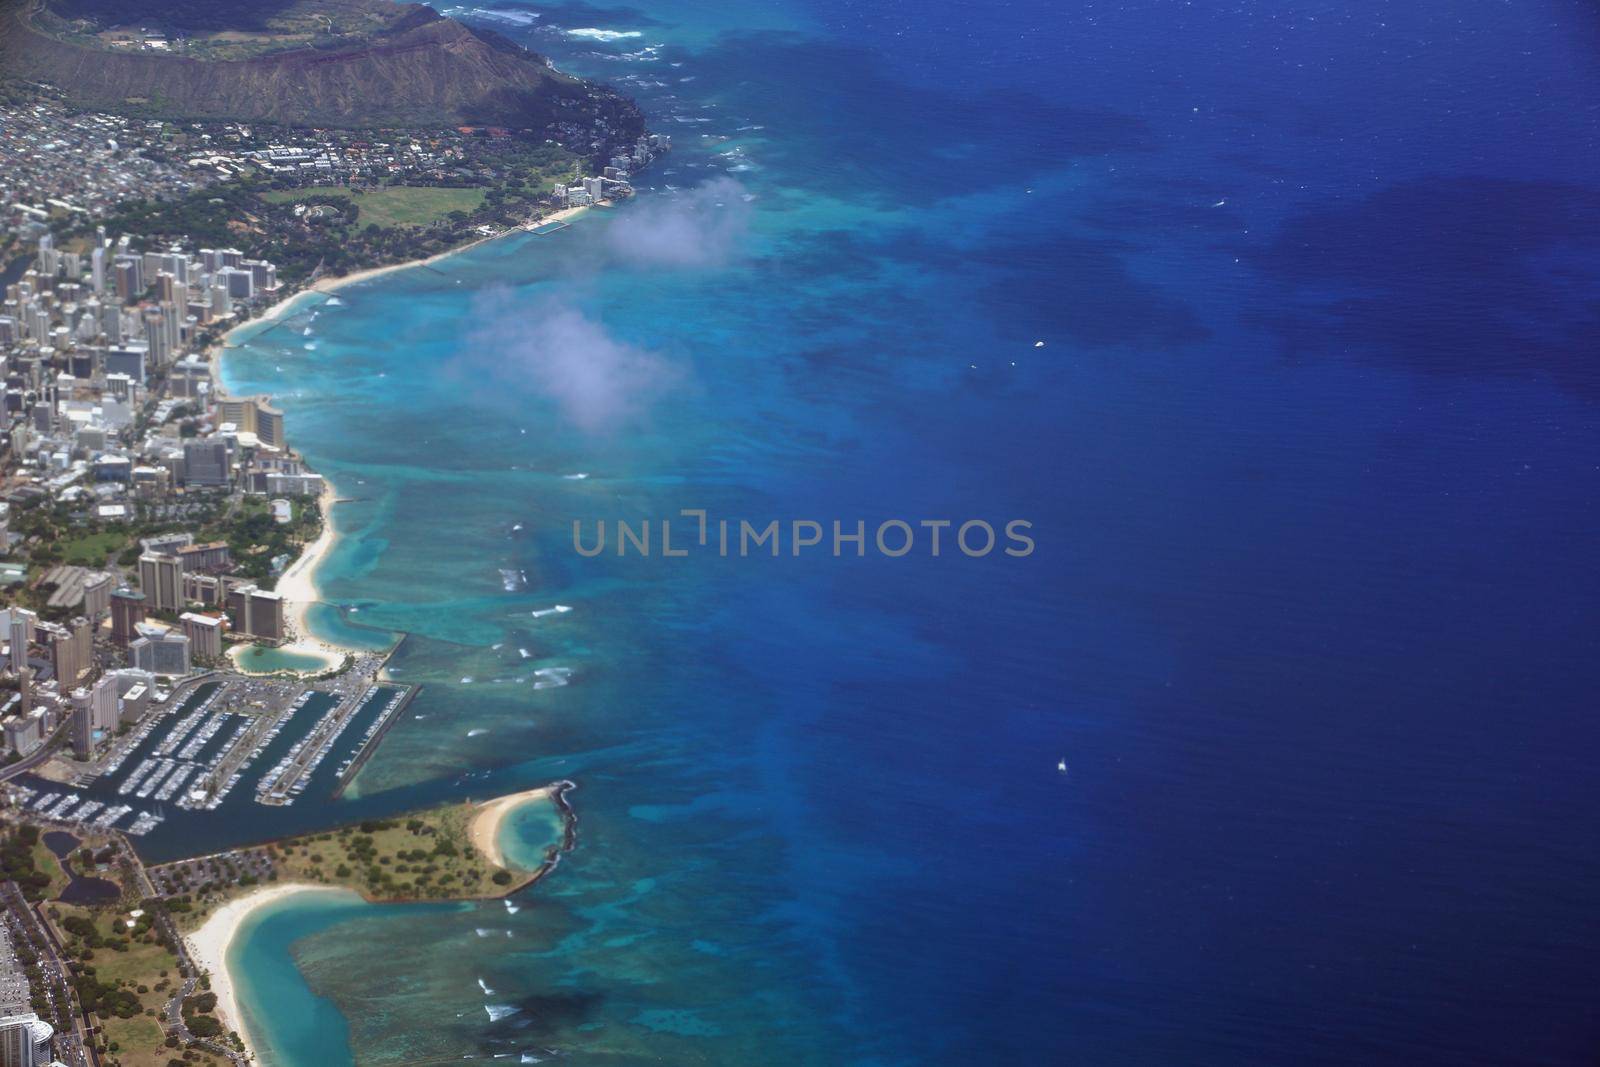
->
xmin=572 ymin=510 xmax=1034 ymax=558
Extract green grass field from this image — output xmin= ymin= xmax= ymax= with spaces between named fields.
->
xmin=53 ymin=905 xmax=231 ymax=1067
xmin=59 ymin=529 xmax=130 ymax=566
xmin=101 ymin=1015 xmax=172 ymax=1067
xmin=30 ymin=841 xmax=69 ymax=897
xmin=261 ymin=185 xmax=486 ymax=228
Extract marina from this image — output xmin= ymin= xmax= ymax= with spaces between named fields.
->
xmin=4 ymin=654 xmax=417 ymax=838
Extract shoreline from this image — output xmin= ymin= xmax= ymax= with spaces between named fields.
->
xmin=227 ymin=478 xmax=347 ymax=675
xmin=468 ymin=785 xmax=557 ymax=869
xmin=184 ymin=882 xmax=357 ymax=1058
xmin=299 ymin=202 xmax=594 ymax=295
xmin=177 ymin=784 xmax=580 ymax=1062
xmin=208 ymin=201 xmax=597 ymax=673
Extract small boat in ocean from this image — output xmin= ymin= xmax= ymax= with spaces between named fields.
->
xmin=1057 ymin=758 xmax=1068 ymax=775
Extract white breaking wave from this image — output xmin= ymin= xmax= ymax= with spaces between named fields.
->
xmin=478 ymin=977 xmax=495 ymax=995
xmin=467 ymin=728 xmax=489 ymax=737
xmin=486 ymin=1004 xmax=519 ymax=1021
xmin=562 ymin=472 xmax=589 ymax=480
xmin=530 ymin=604 xmax=573 ymax=618
xmin=566 ymin=27 xmax=642 ymax=41
xmin=324 ymin=295 xmax=343 ymax=306
xmin=464 ymin=6 xmax=540 ymax=25
xmin=517 ymin=647 xmax=531 ymax=659
xmin=460 ymin=676 xmax=474 ymax=684
xmin=504 ymin=900 xmax=520 ymax=914
xmin=532 ymin=667 xmax=572 ymax=690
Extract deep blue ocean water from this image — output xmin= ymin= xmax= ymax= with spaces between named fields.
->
xmin=211 ymin=0 xmax=1600 ymax=1063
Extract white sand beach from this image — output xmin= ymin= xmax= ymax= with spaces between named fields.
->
xmin=303 ymin=202 xmax=595 ymax=294
xmin=211 ymin=201 xmax=601 ymax=675
xmin=224 ymin=478 xmax=349 ymax=675
xmin=274 ymin=480 xmax=343 ymax=657
xmin=185 ymin=883 xmax=354 ymax=1054
xmin=469 ymin=786 xmax=557 ymax=869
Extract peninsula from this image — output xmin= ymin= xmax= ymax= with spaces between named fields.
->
xmin=0 ymin=783 xmax=577 ymax=1066
xmin=0 ymin=1 xmax=655 ymax=1061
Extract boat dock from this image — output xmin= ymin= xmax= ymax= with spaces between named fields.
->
xmin=329 ymin=684 xmax=419 ymax=799
xmin=5 ymin=649 xmax=413 ymax=828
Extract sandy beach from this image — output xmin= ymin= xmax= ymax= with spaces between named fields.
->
xmin=303 ymin=202 xmax=595 ymax=294
xmin=185 ymin=883 xmax=355 ymax=1054
xmin=273 ymin=479 xmax=345 ymax=661
xmin=469 ymin=786 xmax=557 ymax=869
xmin=208 ymin=201 xmax=599 ymax=675
xmin=223 ymin=477 xmax=348 ymax=675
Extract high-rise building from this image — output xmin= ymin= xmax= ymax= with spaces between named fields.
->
xmin=91 ymin=672 xmax=119 ymax=733
xmin=176 ymin=541 xmax=231 ymax=572
xmin=256 ymin=406 xmax=285 ymax=449
xmin=227 ymin=585 xmax=286 ymax=641
xmin=107 ymin=669 xmax=155 ymax=726
xmin=138 ymin=554 xmax=184 ymax=613
xmin=245 ymin=259 xmax=278 ymax=293
xmin=8 ymin=607 xmax=37 ymax=716
xmin=0 ymin=1010 xmax=53 ymax=1066
xmin=45 ymin=618 xmax=91 ymax=689
xmin=72 ymin=615 xmax=93 ymax=680
xmin=3 ymin=712 xmax=45 ymax=758
xmin=101 ymin=300 xmax=123 ymax=342
xmin=70 ymin=687 xmax=93 ymax=760
xmin=35 ymin=233 xmax=55 ymax=276
xmin=109 ymin=589 xmax=146 ymax=646
xmin=129 ymin=626 xmax=191 ymax=677
xmin=216 ymin=396 xmax=285 ymax=449
xmin=5 ymin=608 xmax=34 ymax=674
xmin=113 ymin=256 xmax=143 ymax=301
xmin=183 ymin=438 xmax=230 ymax=487
xmin=220 ymin=267 xmax=254 ymax=300
xmin=140 ymin=304 xmax=175 ymax=368
xmin=119 ymin=682 xmax=150 ymax=726
xmin=82 ymin=571 xmax=114 ymax=617
xmin=179 ymin=612 xmax=224 ymax=660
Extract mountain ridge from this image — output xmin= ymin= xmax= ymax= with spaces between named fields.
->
xmin=0 ymin=0 xmax=644 ymax=134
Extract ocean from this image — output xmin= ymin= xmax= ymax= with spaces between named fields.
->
xmin=209 ymin=0 xmax=1600 ymax=1063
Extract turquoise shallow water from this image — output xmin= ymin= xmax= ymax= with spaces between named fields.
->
xmin=231 ymin=645 xmax=338 ymax=675
xmin=207 ymin=0 xmax=1600 ymax=1063
xmin=499 ymin=797 xmax=569 ymax=872
xmin=228 ymin=891 xmax=369 ymax=1065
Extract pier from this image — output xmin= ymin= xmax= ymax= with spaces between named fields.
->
xmin=329 ymin=684 xmax=419 ymax=799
